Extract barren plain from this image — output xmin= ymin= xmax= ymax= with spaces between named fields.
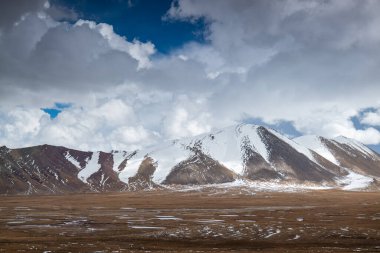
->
xmin=0 ymin=189 xmax=379 ymax=253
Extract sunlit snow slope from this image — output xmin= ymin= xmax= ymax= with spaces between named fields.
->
xmin=1 ymin=124 xmax=379 ymax=194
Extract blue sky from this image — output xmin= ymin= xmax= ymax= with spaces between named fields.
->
xmin=1 ymin=0 xmax=380 ymax=153
xmin=52 ymin=0 xmax=206 ymax=53
xmin=42 ymin=102 xmax=72 ymax=118
xmin=350 ymin=109 xmax=380 ymax=152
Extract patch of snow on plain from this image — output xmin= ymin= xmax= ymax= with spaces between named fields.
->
xmin=64 ymin=151 xmax=82 ymax=169
xmin=337 ymin=168 xmax=373 ymax=190
xmin=294 ymin=135 xmax=339 ymax=165
xmin=130 ymin=226 xmax=165 ymax=229
xmin=288 ymin=235 xmax=300 ymax=240
xmin=268 ymin=129 xmax=316 ymax=162
xmin=155 ymin=216 xmax=182 ymax=220
xmin=174 ymin=179 xmax=332 ymax=192
xmin=77 ymin=152 xmax=101 ymax=183
xmin=265 ymin=229 xmax=281 ymax=238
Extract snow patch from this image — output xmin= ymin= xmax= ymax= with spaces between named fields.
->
xmin=173 ymin=179 xmax=332 ymax=192
xmin=119 ymin=151 xmax=144 ymax=183
xmin=64 ymin=151 xmax=82 ymax=169
xmin=294 ymin=135 xmax=339 ymax=165
xmin=111 ymin=150 xmax=128 ymax=172
xmin=337 ymin=168 xmax=373 ymax=190
xmin=77 ymin=152 xmax=101 ymax=183
xmin=334 ymin=136 xmax=376 ymax=158
xmin=248 ymin=127 xmax=270 ymax=163
xmin=115 ymin=124 xmax=377 ymax=188
xmin=130 ymin=226 xmax=165 ymax=229
xmin=149 ymin=141 xmax=192 ymax=183
xmin=265 ymin=229 xmax=281 ymax=238
xmin=193 ymin=126 xmax=246 ymax=174
xmin=146 ymin=124 xmax=273 ymax=180
xmin=120 ymin=139 xmax=193 ymax=183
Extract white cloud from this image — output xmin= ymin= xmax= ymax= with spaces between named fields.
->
xmin=75 ymin=20 xmax=155 ymax=69
xmin=1 ymin=0 xmax=380 ymax=150
xmin=95 ymin=99 xmax=135 ymax=126
xmin=0 ymin=6 xmax=154 ymax=108
xmin=0 ymin=108 xmax=45 ymax=146
xmin=163 ymin=95 xmax=211 ymax=139
xmin=0 ymin=98 xmax=156 ymax=151
xmin=361 ymin=110 xmax=380 ymax=126
xmin=165 ymin=0 xmax=380 ymax=145
xmin=349 ymin=128 xmax=380 ymax=145
xmin=111 ymin=126 xmax=150 ymax=145
xmin=35 ymin=99 xmax=155 ymax=151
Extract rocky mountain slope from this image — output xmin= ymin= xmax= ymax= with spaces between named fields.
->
xmin=0 ymin=124 xmax=379 ymax=195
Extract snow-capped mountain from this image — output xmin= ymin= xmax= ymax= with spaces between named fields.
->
xmin=1 ymin=124 xmax=379 ymax=195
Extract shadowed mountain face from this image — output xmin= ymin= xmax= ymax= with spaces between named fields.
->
xmin=127 ymin=157 xmax=158 ymax=191
xmin=163 ymin=152 xmax=236 ymax=185
xmin=0 ymin=124 xmax=379 ymax=195
xmin=0 ymin=145 xmax=87 ymax=194
xmin=0 ymin=145 xmax=126 ymax=194
xmin=323 ymin=138 xmax=380 ymax=177
xmin=294 ymin=135 xmax=380 ymax=178
xmin=241 ymin=127 xmax=345 ymax=182
xmin=259 ymin=127 xmax=342 ymax=183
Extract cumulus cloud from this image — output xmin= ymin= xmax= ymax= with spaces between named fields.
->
xmin=0 ymin=2 xmax=154 ymax=108
xmin=0 ymin=108 xmax=45 ymax=146
xmin=166 ymin=0 xmax=380 ymax=145
xmin=0 ymin=0 xmax=46 ymax=29
xmin=75 ymin=20 xmax=155 ymax=69
xmin=162 ymin=95 xmax=212 ymax=139
xmin=349 ymin=128 xmax=380 ymax=145
xmin=361 ymin=109 xmax=380 ymax=126
xmin=0 ymin=99 xmax=156 ymax=151
xmin=1 ymin=0 xmax=380 ymax=149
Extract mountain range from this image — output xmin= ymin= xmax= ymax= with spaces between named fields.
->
xmin=1 ymin=124 xmax=379 ymax=195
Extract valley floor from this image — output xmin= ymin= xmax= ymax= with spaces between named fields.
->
xmin=0 ymin=189 xmax=379 ymax=252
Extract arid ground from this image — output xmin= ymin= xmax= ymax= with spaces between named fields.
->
xmin=0 ymin=189 xmax=379 ymax=253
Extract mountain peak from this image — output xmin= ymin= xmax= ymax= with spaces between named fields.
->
xmin=1 ymin=124 xmax=380 ymax=195
xmin=0 ymin=145 xmax=9 ymax=154
xmin=333 ymin=135 xmax=375 ymax=156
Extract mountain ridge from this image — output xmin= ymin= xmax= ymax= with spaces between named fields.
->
xmin=0 ymin=123 xmax=379 ymax=195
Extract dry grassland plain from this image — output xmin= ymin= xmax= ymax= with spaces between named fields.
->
xmin=0 ymin=189 xmax=379 ymax=253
